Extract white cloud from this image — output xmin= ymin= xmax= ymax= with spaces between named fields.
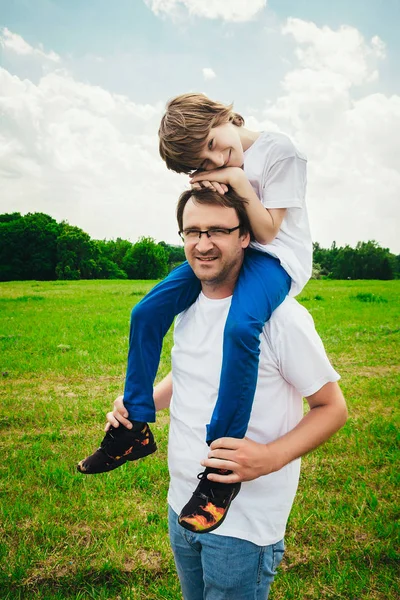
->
xmin=144 ymin=0 xmax=267 ymax=22
xmin=0 ymin=66 xmax=186 ymax=245
xmin=282 ymin=19 xmax=385 ymax=85
xmin=0 ymin=27 xmax=60 ymax=62
xmin=252 ymin=19 xmax=400 ymax=252
xmin=202 ymin=67 xmax=216 ymax=80
xmin=0 ymin=24 xmax=399 ymax=255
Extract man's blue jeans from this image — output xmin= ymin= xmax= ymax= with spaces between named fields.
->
xmin=123 ymin=249 xmax=290 ymax=443
xmin=168 ymin=506 xmax=285 ymax=600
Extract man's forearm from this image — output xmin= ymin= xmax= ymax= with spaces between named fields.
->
xmin=204 ymin=382 xmax=348 ymax=484
xmin=266 ymin=382 xmax=348 ymax=473
xmin=154 ymin=372 xmax=173 ymax=411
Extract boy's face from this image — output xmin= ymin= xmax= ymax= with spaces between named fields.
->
xmin=196 ymin=122 xmax=245 ymax=172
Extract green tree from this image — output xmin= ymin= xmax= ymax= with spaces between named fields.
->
xmin=331 ymin=245 xmax=357 ymax=279
xmin=313 ymin=242 xmax=333 ymax=277
xmin=353 ymin=241 xmax=393 ymax=279
xmin=94 ymin=253 xmax=127 ymax=279
xmin=0 ymin=212 xmax=60 ymax=281
xmin=158 ymin=241 xmax=186 ymax=270
xmin=123 ymin=237 xmax=168 ymax=279
xmin=97 ymin=238 xmax=133 ymax=271
xmin=0 ymin=212 xmax=22 ymax=224
xmin=56 ymin=224 xmax=101 ymax=280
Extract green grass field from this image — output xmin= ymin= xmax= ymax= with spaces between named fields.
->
xmin=1 ymin=279 xmax=399 ymax=599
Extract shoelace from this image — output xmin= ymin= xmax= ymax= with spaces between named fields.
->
xmin=195 ymin=469 xmax=234 ymax=501
xmin=100 ymin=428 xmax=117 ymax=450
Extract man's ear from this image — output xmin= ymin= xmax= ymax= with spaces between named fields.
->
xmin=240 ymin=232 xmax=251 ymax=249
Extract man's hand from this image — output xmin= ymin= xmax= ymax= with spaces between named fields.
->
xmin=201 ymin=437 xmax=275 ymax=484
xmin=105 ymin=395 xmax=131 ymax=432
xmin=203 ymin=382 xmax=348 ymax=484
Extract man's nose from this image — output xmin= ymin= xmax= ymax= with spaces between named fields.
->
xmin=195 ymin=233 xmax=214 ymax=250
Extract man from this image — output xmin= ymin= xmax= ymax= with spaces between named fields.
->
xmin=106 ymin=188 xmax=348 ymax=599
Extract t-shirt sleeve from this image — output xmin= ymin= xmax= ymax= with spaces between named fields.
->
xmin=262 ymin=155 xmax=307 ymax=210
xmin=274 ymin=303 xmax=340 ymax=397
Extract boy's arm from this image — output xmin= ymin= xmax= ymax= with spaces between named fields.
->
xmin=202 ymin=381 xmax=348 ymax=483
xmin=190 ymin=167 xmax=286 ymax=245
xmin=105 ymin=372 xmax=173 ymax=431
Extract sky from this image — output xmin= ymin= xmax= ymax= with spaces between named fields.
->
xmin=0 ymin=0 xmax=399 ymax=253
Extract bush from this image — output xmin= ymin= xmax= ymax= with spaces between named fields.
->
xmin=350 ymin=293 xmax=388 ymax=303
xmin=123 ymin=237 xmax=168 ymax=280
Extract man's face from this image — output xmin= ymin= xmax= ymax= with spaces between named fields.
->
xmin=197 ymin=122 xmax=244 ymax=171
xmin=182 ymin=198 xmax=250 ymax=296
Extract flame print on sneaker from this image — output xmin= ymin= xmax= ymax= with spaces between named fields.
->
xmin=178 ymin=467 xmax=241 ymax=534
xmin=179 ymin=502 xmax=226 ymax=532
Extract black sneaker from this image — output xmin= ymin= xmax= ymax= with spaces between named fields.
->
xmin=178 ymin=467 xmax=241 ymax=533
xmin=77 ymin=421 xmax=157 ymax=474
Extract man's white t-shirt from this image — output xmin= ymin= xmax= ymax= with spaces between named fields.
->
xmin=168 ymin=293 xmax=340 ymax=547
xmin=244 ymin=132 xmax=312 ymax=296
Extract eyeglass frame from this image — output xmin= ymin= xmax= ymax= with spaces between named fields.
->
xmin=178 ymin=224 xmax=241 ymax=242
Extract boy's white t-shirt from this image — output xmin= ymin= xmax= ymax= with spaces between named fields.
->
xmin=168 ymin=293 xmax=340 ymax=547
xmin=243 ymin=131 xmax=312 ymax=296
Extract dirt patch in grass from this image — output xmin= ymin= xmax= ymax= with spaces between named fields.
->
xmin=353 ymin=365 xmax=400 ymax=377
xmin=337 ymin=363 xmax=399 ymax=378
xmin=128 ymin=549 xmax=164 ymax=572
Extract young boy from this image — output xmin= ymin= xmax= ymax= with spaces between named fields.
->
xmin=78 ymin=93 xmax=312 ymax=534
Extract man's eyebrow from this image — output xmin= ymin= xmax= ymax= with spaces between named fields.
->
xmin=183 ymin=224 xmax=232 ymax=229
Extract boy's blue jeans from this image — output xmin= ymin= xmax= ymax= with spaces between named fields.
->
xmin=123 ymin=248 xmax=291 ymax=443
xmin=168 ymin=505 xmax=285 ymax=600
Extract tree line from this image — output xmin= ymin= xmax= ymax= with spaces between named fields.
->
xmin=0 ymin=212 xmax=398 ymax=281
xmin=0 ymin=212 xmax=184 ymax=282
xmin=313 ymin=241 xmax=399 ymax=280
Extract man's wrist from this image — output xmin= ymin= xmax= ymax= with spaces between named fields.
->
xmin=264 ymin=440 xmax=288 ymax=474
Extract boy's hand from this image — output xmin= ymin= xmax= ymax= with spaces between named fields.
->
xmin=190 ymin=167 xmax=245 ymax=192
xmin=191 ymin=180 xmax=228 ymax=195
xmin=105 ymin=395 xmax=131 ymax=432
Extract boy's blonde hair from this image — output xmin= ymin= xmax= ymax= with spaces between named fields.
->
xmin=158 ymin=93 xmax=244 ymax=174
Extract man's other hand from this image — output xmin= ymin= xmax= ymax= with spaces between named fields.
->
xmin=201 ymin=437 xmax=274 ymax=484
xmin=105 ymin=396 xmax=132 ymax=432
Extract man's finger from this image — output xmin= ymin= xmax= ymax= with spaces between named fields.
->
xmin=201 ymin=457 xmax=237 ymax=472
xmin=209 ymin=437 xmax=242 ymax=450
xmin=204 ymin=463 xmax=241 ymax=484
xmin=114 ymin=411 xmax=132 ymax=428
xmin=104 ymin=411 xmax=120 ymax=431
xmin=105 ymin=409 xmax=132 ymax=430
xmin=207 ymin=449 xmax=236 ymax=462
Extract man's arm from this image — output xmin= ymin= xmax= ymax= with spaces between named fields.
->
xmin=105 ymin=372 xmax=173 ymax=431
xmin=201 ymin=381 xmax=348 ymax=483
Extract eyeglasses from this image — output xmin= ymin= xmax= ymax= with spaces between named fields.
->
xmin=179 ymin=225 xmax=241 ymax=242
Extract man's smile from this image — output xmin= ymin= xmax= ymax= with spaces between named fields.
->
xmin=196 ymin=255 xmax=219 ymax=262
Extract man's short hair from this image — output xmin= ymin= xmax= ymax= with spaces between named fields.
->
xmin=159 ymin=93 xmax=244 ymax=174
xmin=176 ymin=187 xmax=254 ymax=240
